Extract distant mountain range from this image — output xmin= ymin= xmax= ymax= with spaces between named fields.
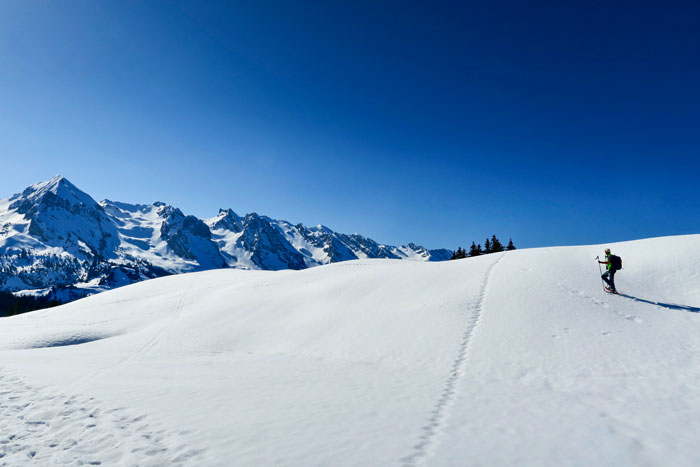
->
xmin=0 ymin=176 xmax=451 ymax=300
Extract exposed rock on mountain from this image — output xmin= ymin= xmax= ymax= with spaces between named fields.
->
xmin=0 ymin=176 xmax=451 ymax=299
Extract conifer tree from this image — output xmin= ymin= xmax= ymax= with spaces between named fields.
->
xmin=468 ymin=242 xmax=480 ymax=257
xmin=484 ymin=238 xmax=491 ymax=254
xmin=491 ymin=235 xmax=504 ymax=252
xmin=450 ymin=247 xmax=467 ymax=260
xmin=506 ymin=239 xmax=516 ymax=251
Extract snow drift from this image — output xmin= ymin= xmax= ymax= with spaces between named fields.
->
xmin=1 ymin=234 xmax=699 ymax=466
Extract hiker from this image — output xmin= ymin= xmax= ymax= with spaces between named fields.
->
xmin=598 ymin=248 xmax=618 ymax=294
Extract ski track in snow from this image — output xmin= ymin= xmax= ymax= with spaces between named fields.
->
xmin=121 ymin=284 xmax=192 ymax=362
xmin=71 ymin=278 xmax=196 ymax=390
xmin=0 ymin=371 xmax=203 ymax=466
xmin=400 ymin=254 xmax=504 ymax=467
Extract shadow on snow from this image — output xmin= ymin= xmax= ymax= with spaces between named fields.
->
xmin=618 ymin=294 xmax=700 ymax=313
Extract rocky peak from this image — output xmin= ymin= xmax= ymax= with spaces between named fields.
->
xmin=208 ymin=208 xmax=243 ymax=233
xmin=155 ymin=204 xmax=182 ymax=220
xmin=4 ymin=176 xmax=118 ymax=258
xmin=10 ymin=175 xmax=101 ymax=217
xmin=237 ymin=213 xmax=306 ymax=270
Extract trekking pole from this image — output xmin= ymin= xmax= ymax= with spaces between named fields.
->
xmin=595 ymin=256 xmax=605 ymax=290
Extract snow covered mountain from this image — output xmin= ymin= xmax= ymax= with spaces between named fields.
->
xmin=0 ymin=176 xmax=451 ymax=298
xmin=1 ymin=235 xmax=699 ymax=465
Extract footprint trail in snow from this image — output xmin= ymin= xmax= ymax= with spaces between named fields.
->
xmin=0 ymin=372 xmax=203 ymax=466
xmin=401 ymin=254 xmax=504 ymax=466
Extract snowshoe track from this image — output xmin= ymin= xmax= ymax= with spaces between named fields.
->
xmin=401 ymin=254 xmax=504 ymax=466
xmin=555 ymin=283 xmax=643 ymax=323
xmin=0 ymin=371 xmax=203 ymax=466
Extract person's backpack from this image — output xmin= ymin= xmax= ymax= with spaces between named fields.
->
xmin=610 ymin=255 xmax=622 ymax=271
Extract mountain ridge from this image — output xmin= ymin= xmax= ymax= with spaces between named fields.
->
xmin=0 ymin=176 xmax=451 ymax=300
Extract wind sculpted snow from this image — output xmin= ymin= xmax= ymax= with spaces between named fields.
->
xmin=1 ymin=234 xmax=699 ymax=466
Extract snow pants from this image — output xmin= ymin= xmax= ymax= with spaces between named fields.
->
xmin=602 ymin=270 xmax=616 ymax=292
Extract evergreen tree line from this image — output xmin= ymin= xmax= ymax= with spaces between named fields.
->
xmin=0 ymin=290 xmax=63 ymax=317
xmin=450 ymin=235 xmax=515 ymax=260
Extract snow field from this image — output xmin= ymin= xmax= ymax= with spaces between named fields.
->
xmin=431 ymin=237 xmax=700 ymax=466
xmin=1 ymin=234 xmax=700 ymax=466
xmin=1 ymin=257 xmax=498 ymax=466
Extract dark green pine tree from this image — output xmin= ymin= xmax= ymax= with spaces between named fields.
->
xmin=506 ymin=238 xmax=516 ymax=251
xmin=483 ymin=238 xmax=491 ymax=254
xmin=490 ymin=235 xmax=504 ymax=252
xmin=470 ymin=242 xmax=482 ymax=256
xmin=450 ymin=247 xmax=467 ymax=260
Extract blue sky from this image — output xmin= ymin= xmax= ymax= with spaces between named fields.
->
xmin=1 ymin=1 xmax=698 ymax=250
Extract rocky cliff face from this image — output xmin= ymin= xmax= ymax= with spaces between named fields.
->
xmin=0 ymin=176 xmax=452 ymax=300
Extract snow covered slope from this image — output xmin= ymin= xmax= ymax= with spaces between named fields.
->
xmin=0 ymin=176 xmax=450 ymax=299
xmin=1 ymin=234 xmax=699 ymax=466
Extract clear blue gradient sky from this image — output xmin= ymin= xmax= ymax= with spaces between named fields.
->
xmin=1 ymin=1 xmax=698 ymax=249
